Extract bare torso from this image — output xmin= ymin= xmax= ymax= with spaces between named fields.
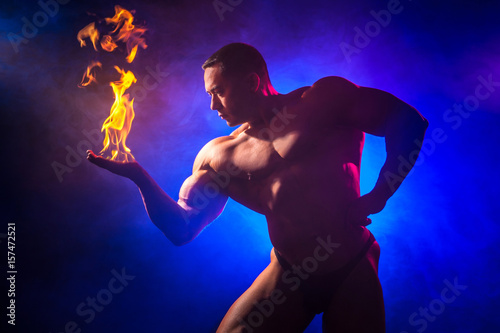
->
xmin=88 ymin=64 xmax=426 ymax=331
xmin=199 ymin=87 xmax=371 ymax=271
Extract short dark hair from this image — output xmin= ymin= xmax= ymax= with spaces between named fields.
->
xmin=202 ymin=43 xmax=271 ymax=82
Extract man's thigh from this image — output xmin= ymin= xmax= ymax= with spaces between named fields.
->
xmin=217 ymin=249 xmax=316 ymax=333
xmin=322 ymin=241 xmax=385 ymax=333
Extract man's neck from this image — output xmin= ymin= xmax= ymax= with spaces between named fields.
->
xmin=248 ymin=89 xmax=284 ymax=129
xmin=261 ymin=82 xmax=279 ymax=97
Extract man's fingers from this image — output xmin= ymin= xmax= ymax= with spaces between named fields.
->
xmin=360 ymin=217 xmax=372 ymax=226
xmin=86 ymin=149 xmax=139 ymax=180
xmin=86 ymin=150 xmax=103 ymax=165
xmin=87 ymin=150 xmax=97 ymax=160
xmin=347 ymin=205 xmax=371 ymax=226
xmin=86 ymin=150 xmax=109 ymax=168
xmin=351 ymin=215 xmax=372 ymax=226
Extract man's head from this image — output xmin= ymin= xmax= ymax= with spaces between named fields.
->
xmin=203 ymin=43 xmax=275 ymax=127
xmin=202 ymin=42 xmax=271 ymax=83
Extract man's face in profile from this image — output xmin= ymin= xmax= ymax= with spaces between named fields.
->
xmin=204 ymin=63 xmax=255 ymax=127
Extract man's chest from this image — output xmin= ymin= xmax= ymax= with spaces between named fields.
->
xmin=206 ymin=122 xmax=363 ymax=215
xmin=209 ymin=121 xmax=315 ymax=180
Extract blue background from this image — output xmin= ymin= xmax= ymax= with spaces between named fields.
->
xmin=1 ymin=0 xmax=499 ymax=332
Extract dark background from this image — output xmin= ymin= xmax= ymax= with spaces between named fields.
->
xmin=1 ymin=0 xmax=499 ymax=332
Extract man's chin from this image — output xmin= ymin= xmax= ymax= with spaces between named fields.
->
xmin=225 ymin=119 xmax=241 ymax=127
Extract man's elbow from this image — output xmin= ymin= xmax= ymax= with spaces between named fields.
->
xmin=170 ymin=237 xmax=192 ymax=247
xmin=407 ymin=106 xmax=429 ymax=133
xmin=420 ymin=115 xmax=430 ymax=130
xmin=415 ymin=117 xmax=429 ymax=137
xmin=168 ymin=229 xmax=196 ymax=247
xmin=160 ymin=218 xmax=197 ymax=246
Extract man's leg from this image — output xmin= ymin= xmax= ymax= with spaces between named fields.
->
xmin=322 ymin=240 xmax=385 ymax=333
xmin=217 ymin=249 xmax=316 ymax=333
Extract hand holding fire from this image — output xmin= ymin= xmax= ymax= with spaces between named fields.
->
xmin=87 ymin=150 xmax=142 ymax=181
xmin=78 ymin=6 xmax=147 ymax=163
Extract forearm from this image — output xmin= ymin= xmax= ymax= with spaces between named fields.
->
xmin=373 ymin=105 xmax=429 ymax=200
xmin=131 ymin=168 xmax=192 ymax=246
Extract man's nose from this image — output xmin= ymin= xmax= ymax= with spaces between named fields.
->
xmin=211 ymin=95 xmax=222 ymax=111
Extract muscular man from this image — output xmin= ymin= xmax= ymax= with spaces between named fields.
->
xmin=87 ymin=43 xmax=428 ymax=332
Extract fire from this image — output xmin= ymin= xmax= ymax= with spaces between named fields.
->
xmin=100 ymin=35 xmax=118 ymax=52
xmin=77 ymin=5 xmax=147 ymax=162
xmin=77 ymin=22 xmax=99 ymax=50
xmin=104 ymin=5 xmax=147 ymax=63
xmin=101 ymin=67 xmax=137 ymax=162
xmin=78 ymin=61 xmax=102 ymax=88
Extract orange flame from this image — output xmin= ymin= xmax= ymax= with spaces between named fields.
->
xmin=76 ymin=6 xmax=147 ymax=61
xmin=104 ymin=5 xmax=147 ymax=63
xmin=100 ymin=67 xmax=137 ymax=162
xmin=77 ymin=5 xmax=147 ymax=161
xmin=77 ymin=22 xmax=100 ymax=51
xmin=78 ymin=61 xmax=102 ymax=88
xmin=100 ymin=35 xmax=118 ymax=52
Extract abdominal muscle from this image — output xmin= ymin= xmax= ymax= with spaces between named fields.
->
xmin=219 ymin=119 xmax=371 ymax=273
xmin=257 ymin=156 xmax=371 ymax=274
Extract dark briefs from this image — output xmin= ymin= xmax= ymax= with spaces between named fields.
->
xmin=274 ymin=232 xmax=376 ymax=314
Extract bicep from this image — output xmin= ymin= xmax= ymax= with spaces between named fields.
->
xmin=352 ymin=86 xmax=428 ymax=144
xmin=347 ymin=86 xmax=404 ymax=136
xmin=177 ymin=169 xmax=228 ymax=235
xmin=338 ymin=81 xmax=429 ymax=158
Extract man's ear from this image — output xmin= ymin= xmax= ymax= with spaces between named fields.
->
xmin=246 ymin=73 xmax=260 ymax=92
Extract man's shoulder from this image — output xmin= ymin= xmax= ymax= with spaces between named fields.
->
xmin=305 ymin=76 xmax=358 ymax=97
xmin=192 ymin=134 xmax=237 ymax=172
xmin=295 ymin=76 xmax=360 ymax=115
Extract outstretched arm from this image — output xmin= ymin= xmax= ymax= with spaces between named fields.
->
xmin=87 ymin=150 xmax=228 ymax=246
